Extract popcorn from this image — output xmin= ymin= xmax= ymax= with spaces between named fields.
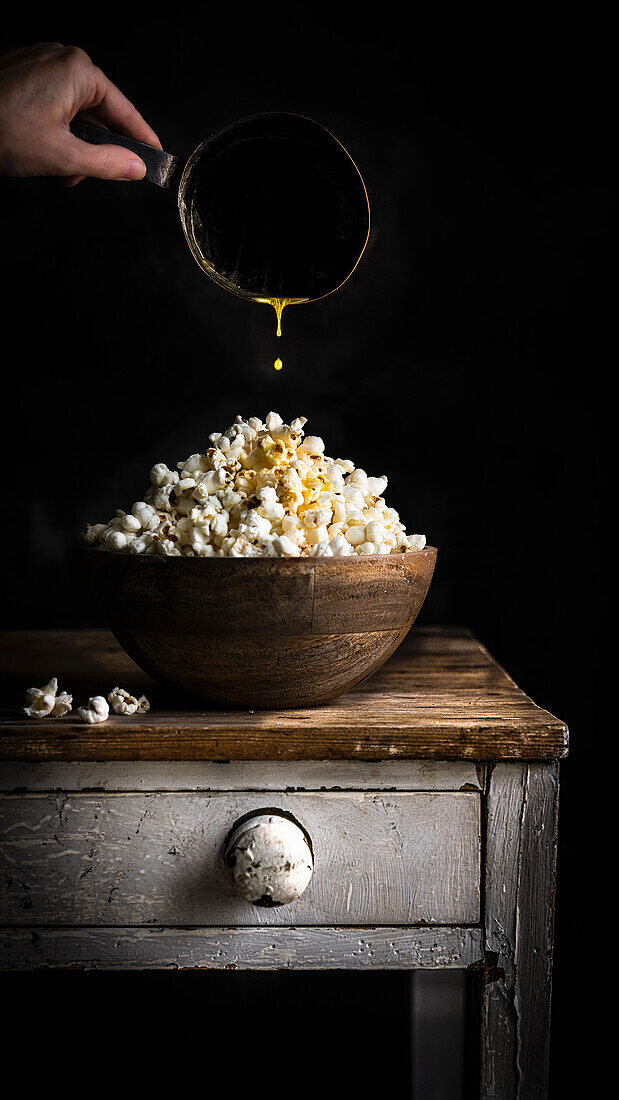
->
xmin=238 ymin=509 xmax=272 ymax=541
xmin=406 ymin=534 xmax=427 ymax=551
xmin=76 ymin=696 xmax=109 ymax=724
xmin=24 ymin=678 xmax=72 ymax=719
xmin=330 ymin=536 xmax=352 ymax=556
xmin=153 ymin=484 xmax=176 ymax=510
xmin=103 ymin=529 xmax=127 ymax=551
xmin=84 ymin=523 xmax=106 ymax=545
xmin=108 ymin=687 xmax=150 ymax=716
xmin=158 ymin=538 xmax=181 ymax=557
xmin=129 ymin=532 xmax=154 ymax=555
xmin=366 ymin=475 xmax=388 ymax=498
xmin=150 ymin=463 xmax=178 ymax=488
xmin=302 ymin=507 xmax=331 ymax=529
xmin=122 ymin=513 xmax=142 ymax=533
xmin=84 ymin=414 xmax=426 ymax=559
xmin=345 ymin=526 xmax=366 ymax=546
xmin=365 ymin=522 xmax=386 ymax=545
xmin=297 ymin=435 xmax=325 ymax=457
xmin=271 ymin=535 xmax=301 ymax=557
xmin=132 ymin=502 xmax=159 ymax=531
xmin=310 ymin=542 xmax=333 ymax=557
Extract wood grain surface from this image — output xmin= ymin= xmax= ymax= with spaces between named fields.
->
xmin=0 ymin=627 xmax=568 ymax=761
xmin=480 ymin=762 xmax=559 ymax=1097
xmin=87 ymin=548 xmax=437 ymax=706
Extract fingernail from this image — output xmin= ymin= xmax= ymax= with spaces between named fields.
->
xmin=124 ymin=157 xmax=146 ymax=181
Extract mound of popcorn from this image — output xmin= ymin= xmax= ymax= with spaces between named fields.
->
xmin=84 ymin=413 xmax=426 ymax=559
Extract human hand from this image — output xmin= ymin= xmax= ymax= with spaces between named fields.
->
xmin=0 ymin=42 xmax=161 ymax=185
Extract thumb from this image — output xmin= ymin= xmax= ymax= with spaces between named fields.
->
xmin=64 ymin=134 xmax=146 ymax=181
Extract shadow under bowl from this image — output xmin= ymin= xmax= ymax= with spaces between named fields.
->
xmin=86 ymin=547 xmax=437 ymax=708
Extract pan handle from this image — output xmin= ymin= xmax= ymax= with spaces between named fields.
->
xmin=70 ymin=120 xmax=183 ymax=190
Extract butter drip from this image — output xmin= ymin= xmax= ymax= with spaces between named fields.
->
xmin=256 ymin=297 xmax=306 ymax=337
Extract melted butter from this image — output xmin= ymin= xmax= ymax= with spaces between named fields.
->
xmin=274 ymin=357 xmax=283 ymax=371
xmin=255 ymin=297 xmax=306 ymax=336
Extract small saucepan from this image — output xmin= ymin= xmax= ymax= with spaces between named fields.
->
xmin=71 ymin=112 xmax=370 ymax=311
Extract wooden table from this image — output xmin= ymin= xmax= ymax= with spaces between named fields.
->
xmin=0 ymin=627 xmax=567 ymax=1098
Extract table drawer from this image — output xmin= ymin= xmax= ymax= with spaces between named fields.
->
xmin=0 ymin=791 xmax=480 ymax=926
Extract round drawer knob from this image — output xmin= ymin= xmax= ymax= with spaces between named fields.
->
xmin=224 ymin=812 xmax=314 ymax=907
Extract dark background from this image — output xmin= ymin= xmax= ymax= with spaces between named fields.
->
xmin=0 ymin=12 xmax=611 ymax=1096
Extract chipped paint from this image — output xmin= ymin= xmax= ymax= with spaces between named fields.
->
xmin=225 ymin=812 xmax=314 ymax=907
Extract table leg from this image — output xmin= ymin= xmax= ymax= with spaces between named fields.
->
xmin=480 ymin=762 xmax=559 ymax=1098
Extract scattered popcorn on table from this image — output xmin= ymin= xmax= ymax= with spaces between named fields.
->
xmin=108 ymin=687 xmax=150 ymax=716
xmin=77 ymin=696 xmax=109 ymax=724
xmin=84 ymin=414 xmax=426 ymax=559
xmin=24 ymin=678 xmax=72 ymax=719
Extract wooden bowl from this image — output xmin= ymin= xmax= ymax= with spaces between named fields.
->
xmin=86 ymin=548 xmax=437 ymax=708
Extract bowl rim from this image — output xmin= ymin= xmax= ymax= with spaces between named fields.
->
xmin=84 ymin=546 xmax=437 ymax=565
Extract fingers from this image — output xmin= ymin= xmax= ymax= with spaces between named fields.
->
xmin=63 ymin=133 xmax=146 ymax=181
xmin=86 ymin=64 xmax=162 ymax=149
xmin=0 ymin=41 xmax=161 ymax=182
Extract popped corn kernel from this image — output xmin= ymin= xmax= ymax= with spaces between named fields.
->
xmin=265 ymin=411 xmax=283 ymax=433
xmin=345 ymin=526 xmax=366 ymax=546
xmin=77 ymin=696 xmax=109 ymax=725
xmin=103 ymin=529 xmax=127 ymax=551
xmin=84 ymin=415 xmax=426 ymax=559
xmin=132 ymin=502 xmax=159 ymax=530
xmin=272 ymin=535 xmax=301 ymax=557
xmin=297 ymin=435 xmax=325 ymax=457
xmin=129 ymin=532 xmax=154 ymax=555
xmin=108 ymin=687 xmax=150 ymax=716
xmin=331 ymin=499 xmax=347 ymax=523
xmin=302 ymin=507 xmax=331 ymax=529
xmin=310 ymin=541 xmax=334 ymax=557
xmin=406 ymin=534 xmax=427 ymax=551
xmin=327 ymin=522 xmax=345 ymax=541
xmin=158 ymin=538 xmax=182 ymax=557
xmin=24 ymin=678 xmax=73 ymax=719
xmin=152 ymin=483 xmax=176 ymax=511
xmin=365 ymin=522 xmax=386 ymax=545
xmin=366 ymin=475 xmax=388 ymax=498
xmin=122 ymin=513 xmax=142 ymax=533
xmin=84 ymin=523 xmax=106 ymax=545
xmin=330 ymin=535 xmax=352 ymax=556
xmin=150 ymin=463 xmax=178 ymax=487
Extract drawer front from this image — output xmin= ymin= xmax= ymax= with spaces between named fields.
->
xmin=0 ymin=791 xmax=480 ymax=926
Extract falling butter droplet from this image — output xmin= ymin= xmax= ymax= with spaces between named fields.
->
xmin=274 ymin=358 xmax=283 ymax=372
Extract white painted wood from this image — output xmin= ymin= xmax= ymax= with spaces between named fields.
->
xmin=0 ymin=925 xmax=484 ymax=971
xmin=0 ymin=790 xmax=480 ymax=926
xmin=0 ymin=760 xmax=485 ymax=793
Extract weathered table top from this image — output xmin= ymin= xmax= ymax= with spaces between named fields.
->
xmin=0 ymin=627 xmax=567 ymax=762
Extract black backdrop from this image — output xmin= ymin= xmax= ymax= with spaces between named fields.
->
xmin=0 ymin=12 xmax=611 ymax=1095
